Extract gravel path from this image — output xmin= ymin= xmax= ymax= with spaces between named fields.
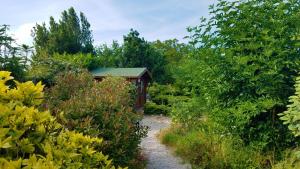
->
xmin=141 ymin=115 xmax=191 ymax=169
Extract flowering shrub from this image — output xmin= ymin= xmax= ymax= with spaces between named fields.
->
xmin=47 ymin=71 xmax=147 ymax=167
xmin=0 ymin=71 xmax=120 ymax=169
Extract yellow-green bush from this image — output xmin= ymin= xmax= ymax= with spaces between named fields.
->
xmin=0 ymin=71 xmax=120 ymax=169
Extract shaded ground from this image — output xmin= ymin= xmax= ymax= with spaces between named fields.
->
xmin=141 ymin=115 xmax=191 ymax=169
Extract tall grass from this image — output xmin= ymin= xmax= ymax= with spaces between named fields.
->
xmin=159 ymin=123 xmax=271 ymax=169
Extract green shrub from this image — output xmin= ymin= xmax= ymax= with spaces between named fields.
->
xmin=149 ymin=83 xmax=178 ymax=95
xmin=170 ymin=98 xmax=206 ymax=129
xmin=0 ymin=71 xmax=119 ymax=169
xmin=278 ymin=75 xmax=300 ymax=165
xmin=28 ymin=52 xmax=99 ymax=87
xmin=144 ymin=101 xmax=170 ymax=115
xmin=46 ymin=71 xmax=147 ymax=168
xmin=145 ymin=83 xmax=184 ymax=115
xmin=45 ymin=70 xmax=93 ymax=115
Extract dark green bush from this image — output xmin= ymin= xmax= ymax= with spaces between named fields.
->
xmin=144 ymin=101 xmax=170 ymax=115
xmin=145 ymin=83 xmax=183 ymax=115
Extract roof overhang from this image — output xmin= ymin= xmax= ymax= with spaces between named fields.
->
xmin=91 ymin=67 xmax=152 ymax=79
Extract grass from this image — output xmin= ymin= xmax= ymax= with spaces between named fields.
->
xmin=159 ymin=124 xmax=270 ymax=169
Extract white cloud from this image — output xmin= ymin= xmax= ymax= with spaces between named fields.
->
xmin=11 ymin=23 xmax=35 ymax=45
xmin=81 ymin=0 xmax=136 ymax=32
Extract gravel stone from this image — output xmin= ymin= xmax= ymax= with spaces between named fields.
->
xmin=141 ymin=115 xmax=191 ymax=169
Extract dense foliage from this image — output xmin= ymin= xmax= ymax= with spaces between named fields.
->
xmin=95 ymin=30 xmax=169 ymax=83
xmin=46 ymin=71 xmax=147 ymax=168
xmin=144 ymin=83 xmax=174 ymax=115
xmin=157 ymin=0 xmax=300 ymax=168
xmin=151 ymin=39 xmax=191 ymax=83
xmin=187 ymin=0 xmax=300 ymax=151
xmin=32 ymin=7 xmax=94 ymax=55
xmin=4 ymin=0 xmax=300 ymax=167
xmin=96 ymin=41 xmax=123 ymax=67
xmin=0 ymin=71 xmax=119 ymax=169
xmin=28 ymin=52 xmax=99 ymax=86
xmin=121 ymin=29 xmax=167 ymax=83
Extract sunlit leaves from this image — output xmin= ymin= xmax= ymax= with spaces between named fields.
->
xmin=0 ymin=71 xmax=120 ymax=168
xmin=280 ymin=76 xmax=300 ymax=137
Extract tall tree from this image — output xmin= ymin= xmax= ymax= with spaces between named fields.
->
xmin=0 ymin=25 xmax=29 ymax=81
xmin=32 ymin=7 xmax=94 ymax=55
xmin=151 ymin=39 xmax=191 ymax=83
xmin=96 ymin=41 xmax=123 ymax=67
xmin=121 ymin=29 xmax=167 ymax=83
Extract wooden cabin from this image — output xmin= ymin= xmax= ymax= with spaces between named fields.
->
xmin=91 ymin=67 xmax=151 ymax=109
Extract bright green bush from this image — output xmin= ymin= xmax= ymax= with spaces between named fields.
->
xmin=0 ymin=71 xmax=119 ymax=169
xmin=46 ymin=71 xmax=147 ymax=168
xmin=280 ymin=76 xmax=300 ymax=137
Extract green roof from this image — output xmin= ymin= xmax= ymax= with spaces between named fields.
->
xmin=91 ymin=67 xmax=150 ymax=78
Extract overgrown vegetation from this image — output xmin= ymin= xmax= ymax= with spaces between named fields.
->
xmin=2 ymin=0 xmax=300 ymax=168
xmin=0 ymin=71 xmax=119 ymax=168
xmin=45 ymin=71 xmax=147 ymax=168
xmin=158 ymin=0 xmax=300 ymax=168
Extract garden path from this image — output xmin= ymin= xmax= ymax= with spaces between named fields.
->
xmin=141 ymin=115 xmax=191 ymax=169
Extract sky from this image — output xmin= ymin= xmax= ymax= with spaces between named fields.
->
xmin=0 ymin=0 xmax=218 ymax=46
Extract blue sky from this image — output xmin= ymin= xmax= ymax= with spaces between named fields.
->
xmin=1 ymin=0 xmax=217 ymax=46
